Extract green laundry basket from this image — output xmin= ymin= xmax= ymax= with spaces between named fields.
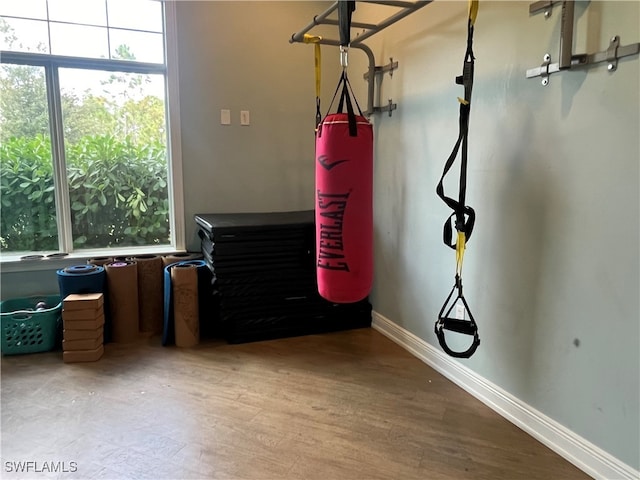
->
xmin=0 ymin=295 xmax=61 ymax=355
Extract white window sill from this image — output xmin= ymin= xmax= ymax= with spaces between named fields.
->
xmin=0 ymin=246 xmax=184 ymax=273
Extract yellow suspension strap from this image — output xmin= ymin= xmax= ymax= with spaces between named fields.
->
xmin=435 ymin=0 xmax=480 ymax=359
xmin=303 ymin=34 xmax=322 ymax=131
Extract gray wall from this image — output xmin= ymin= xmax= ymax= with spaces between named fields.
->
xmin=362 ymin=0 xmax=639 ymax=470
xmin=175 ymin=1 xmax=341 ymax=251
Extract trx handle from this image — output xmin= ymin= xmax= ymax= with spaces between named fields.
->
xmin=435 ymin=275 xmax=480 ymax=359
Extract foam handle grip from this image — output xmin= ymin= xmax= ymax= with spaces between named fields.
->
xmin=171 ymin=264 xmax=199 ymax=347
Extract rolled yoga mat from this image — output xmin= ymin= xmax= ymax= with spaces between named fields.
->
xmin=88 ymin=257 xmax=113 ymax=266
xmin=56 ymin=264 xmax=108 ymax=345
xmin=171 ymin=264 xmax=200 ymax=347
xmin=162 ymin=252 xmax=202 ymax=268
xmin=57 ymin=264 xmax=106 ymax=300
xmin=105 ymin=261 xmax=139 ymax=343
xmin=130 ymin=255 xmax=164 ymax=334
xmin=162 ymin=260 xmax=207 ymax=346
xmin=87 ymin=259 xmax=115 ymax=342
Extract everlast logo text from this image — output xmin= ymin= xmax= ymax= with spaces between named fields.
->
xmin=317 ymin=191 xmax=350 ymax=271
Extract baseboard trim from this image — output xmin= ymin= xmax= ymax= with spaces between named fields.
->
xmin=372 ymin=311 xmax=639 ymax=480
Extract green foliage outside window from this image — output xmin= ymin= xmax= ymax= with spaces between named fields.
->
xmin=0 ymin=135 xmax=170 ymax=252
xmin=0 ymin=19 xmax=171 ymax=254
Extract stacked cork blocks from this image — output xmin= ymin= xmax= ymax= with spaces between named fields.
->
xmin=62 ymin=293 xmax=105 ymax=363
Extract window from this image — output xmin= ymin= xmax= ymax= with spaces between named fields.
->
xmin=0 ymin=0 xmax=183 ymax=258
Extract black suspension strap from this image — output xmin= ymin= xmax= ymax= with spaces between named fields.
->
xmin=434 ymin=0 xmax=480 ymax=359
xmin=338 ymin=1 xmax=356 ymax=47
xmin=337 ymin=2 xmax=356 ymax=73
xmin=320 ymin=0 xmax=359 ymax=137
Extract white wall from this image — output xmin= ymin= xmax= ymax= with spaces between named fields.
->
xmin=360 ymin=0 xmax=639 ymax=470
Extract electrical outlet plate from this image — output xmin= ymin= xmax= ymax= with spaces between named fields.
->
xmin=455 ymin=303 xmax=465 ymax=320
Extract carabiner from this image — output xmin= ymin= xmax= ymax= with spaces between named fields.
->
xmin=340 ymin=45 xmax=349 ymax=70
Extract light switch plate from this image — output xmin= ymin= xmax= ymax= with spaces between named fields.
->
xmin=221 ymin=109 xmax=231 ymax=125
xmin=240 ymin=110 xmax=250 ymax=126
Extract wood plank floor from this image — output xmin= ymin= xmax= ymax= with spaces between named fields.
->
xmin=1 ymin=328 xmax=590 ymax=480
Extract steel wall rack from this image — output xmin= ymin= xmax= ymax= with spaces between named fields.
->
xmin=290 ymin=1 xmax=432 ymax=116
xmin=526 ymin=0 xmax=639 ymax=85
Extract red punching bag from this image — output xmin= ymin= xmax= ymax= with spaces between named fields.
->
xmin=315 ymin=72 xmax=373 ymax=303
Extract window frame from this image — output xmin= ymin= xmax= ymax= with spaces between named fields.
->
xmin=0 ymin=1 xmax=185 ymax=271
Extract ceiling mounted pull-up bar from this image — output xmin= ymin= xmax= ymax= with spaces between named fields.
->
xmin=360 ymin=0 xmax=420 ymax=8
xmin=290 ymin=1 xmax=432 ymax=116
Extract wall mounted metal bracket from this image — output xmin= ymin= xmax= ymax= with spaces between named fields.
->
xmin=526 ymin=0 xmax=640 ymax=85
xmin=373 ymin=99 xmax=397 ymax=117
xmin=364 ymin=58 xmax=399 ymax=117
xmin=363 ymin=57 xmax=399 ymax=80
xmin=527 ymin=53 xmax=560 ymax=86
xmin=529 ymin=0 xmax=562 ymax=18
xmin=526 ymin=36 xmax=640 ymax=85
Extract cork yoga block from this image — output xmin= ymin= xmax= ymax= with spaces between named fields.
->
xmin=63 ymin=345 xmax=104 ymax=363
xmin=63 ymin=314 xmax=105 ymax=331
xmin=62 ymin=306 xmax=104 ymax=321
xmin=63 ymin=293 xmax=104 ymax=310
xmin=63 ymin=334 xmax=104 ymax=351
xmin=63 ymin=326 xmax=103 ymax=341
